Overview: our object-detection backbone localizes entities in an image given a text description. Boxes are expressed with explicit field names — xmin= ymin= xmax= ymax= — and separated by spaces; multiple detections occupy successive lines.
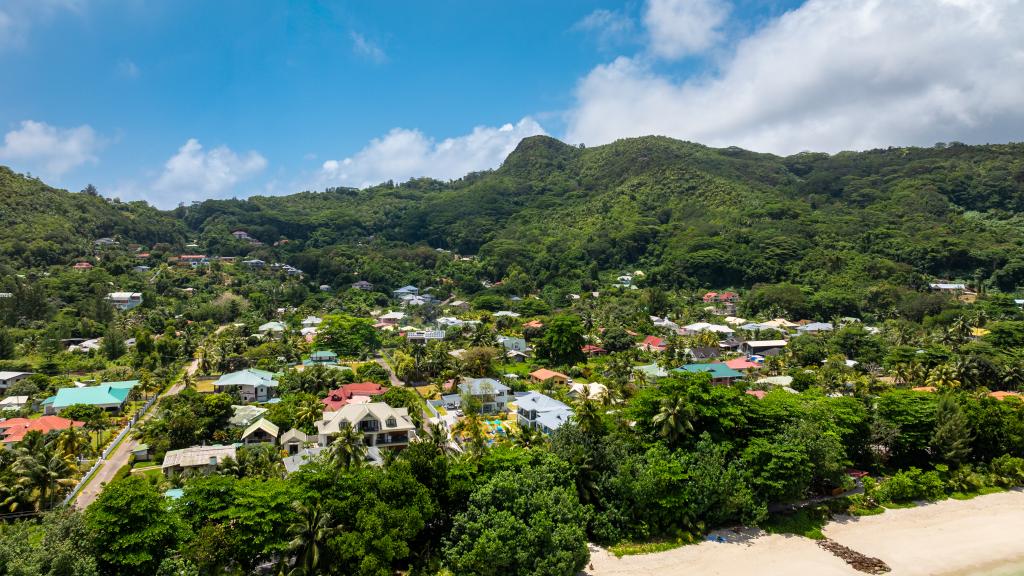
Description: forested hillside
xmin=4 ymin=136 xmax=1024 ymax=300
xmin=0 ymin=167 xmax=186 ymax=269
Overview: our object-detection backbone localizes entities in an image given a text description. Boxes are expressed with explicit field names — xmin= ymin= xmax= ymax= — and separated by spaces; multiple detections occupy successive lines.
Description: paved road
xmin=375 ymin=355 xmax=404 ymax=387
xmin=74 ymin=358 xmax=198 ymax=509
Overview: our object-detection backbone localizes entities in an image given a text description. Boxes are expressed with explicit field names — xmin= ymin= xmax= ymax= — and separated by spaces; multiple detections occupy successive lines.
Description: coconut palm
xmin=510 ymin=426 xmax=546 ymax=449
xmin=327 ymin=426 xmax=366 ymax=470
xmin=926 ymin=363 xmax=962 ymax=390
xmin=11 ymin=448 xmax=78 ymax=510
xmin=651 ymin=395 xmax=695 ymax=447
xmin=294 ymin=396 xmax=323 ymax=432
xmin=422 ymin=421 xmax=452 ymax=455
xmin=286 ymin=501 xmax=337 ymax=576
xmin=54 ymin=426 xmax=91 ymax=460
xmin=573 ymin=398 xmax=603 ymax=435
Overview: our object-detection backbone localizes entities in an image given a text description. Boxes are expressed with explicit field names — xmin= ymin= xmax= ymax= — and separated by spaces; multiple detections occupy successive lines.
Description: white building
xmin=107 ymin=292 xmax=143 ymax=311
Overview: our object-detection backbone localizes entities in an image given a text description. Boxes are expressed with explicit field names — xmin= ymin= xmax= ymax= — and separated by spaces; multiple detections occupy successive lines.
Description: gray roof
xmin=535 ymin=407 xmax=574 ymax=431
xmin=459 ymin=378 xmax=510 ymax=396
xmin=516 ymin=391 xmax=570 ymax=413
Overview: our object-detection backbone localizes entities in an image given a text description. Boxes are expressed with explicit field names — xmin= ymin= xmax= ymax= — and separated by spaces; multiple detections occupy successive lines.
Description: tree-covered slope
xmin=179 ymin=136 xmax=1024 ymax=294
xmin=0 ymin=167 xmax=187 ymax=267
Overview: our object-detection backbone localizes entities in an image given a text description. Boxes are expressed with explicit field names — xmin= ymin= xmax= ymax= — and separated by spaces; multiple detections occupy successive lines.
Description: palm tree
xmin=294 ymin=397 xmax=323 ymax=432
xmin=12 ymin=449 xmax=78 ymax=510
xmin=573 ymin=398 xmax=603 ymax=435
xmin=286 ymin=501 xmax=337 ymax=576
xmin=510 ymin=426 xmax=546 ymax=449
xmin=422 ymin=421 xmax=452 ymax=455
xmin=926 ymin=363 xmax=962 ymax=390
xmin=651 ymin=395 xmax=695 ymax=447
xmin=54 ymin=426 xmax=90 ymax=461
xmin=327 ymin=426 xmax=366 ymax=470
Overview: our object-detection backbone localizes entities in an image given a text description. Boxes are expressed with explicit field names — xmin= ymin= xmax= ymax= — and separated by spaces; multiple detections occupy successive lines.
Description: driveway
xmin=74 ymin=358 xmax=198 ymax=509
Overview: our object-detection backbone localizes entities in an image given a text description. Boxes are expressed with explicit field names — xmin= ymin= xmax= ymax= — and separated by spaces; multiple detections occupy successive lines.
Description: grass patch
xmin=609 ymin=539 xmax=691 ymax=557
xmin=131 ymin=460 xmax=156 ymax=470
xmin=762 ymin=507 xmax=829 ymax=540
xmin=849 ymin=505 xmax=886 ymax=516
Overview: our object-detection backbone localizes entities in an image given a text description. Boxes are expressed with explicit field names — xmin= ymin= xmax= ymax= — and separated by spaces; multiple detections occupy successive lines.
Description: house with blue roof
xmin=42 ymin=380 xmax=137 ymax=415
xmin=392 ymin=285 xmax=419 ymax=299
xmin=303 ymin=350 xmax=338 ymax=366
xmin=516 ymin=391 xmax=574 ymax=435
xmin=674 ymin=363 xmax=744 ymax=385
xmin=797 ymin=322 xmax=834 ymax=334
xmin=214 ymin=369 xmax=280 ymax=403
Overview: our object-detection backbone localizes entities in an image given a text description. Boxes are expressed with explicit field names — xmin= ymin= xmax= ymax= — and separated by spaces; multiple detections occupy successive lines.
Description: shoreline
xmin=586 ymin=489 xmax=1024 ymax=576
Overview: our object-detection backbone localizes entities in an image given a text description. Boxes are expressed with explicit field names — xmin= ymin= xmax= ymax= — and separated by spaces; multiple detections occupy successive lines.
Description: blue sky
xmin=2 ymin=0 xmax=1022 ymax=207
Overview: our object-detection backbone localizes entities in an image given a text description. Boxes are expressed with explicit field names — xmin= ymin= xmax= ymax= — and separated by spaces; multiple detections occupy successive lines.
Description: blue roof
xmin=516 ymin=391 xmax=569 ymax=412
xmin=674 ymin=363 xmax=744 ymax=379
xmin=215 ymin=369 xmax=279 ymax=388
xmin=536 ymin=407 xmax=574 ymax=432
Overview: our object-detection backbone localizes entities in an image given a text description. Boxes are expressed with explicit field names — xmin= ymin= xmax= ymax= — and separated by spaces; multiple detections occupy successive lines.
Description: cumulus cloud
xmin=643 ymin=0 xmax=730 ymax=59
xmin=350 ymin=31 xmax=387 ymax=63
xmin=0 ymin=120 xmax=102 ymax=178
xmin=319 ymin=117 xmax=546 ymax=188
xmin=567 ymin=0 xmax=1024 ymax=154
xmin=153 ymin=139 xmax=267 ymax=203
xmin=117 ymin=58 xmax=140 ymax=78
xmin=573 ymin=8 xmax=636 ymax=48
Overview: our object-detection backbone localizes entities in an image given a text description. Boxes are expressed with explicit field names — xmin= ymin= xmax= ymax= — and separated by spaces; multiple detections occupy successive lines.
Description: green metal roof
xmin=674 ymin=363 xmax=744 ymax=379
xmin=51 ymin=384 xmax=131 ymax=408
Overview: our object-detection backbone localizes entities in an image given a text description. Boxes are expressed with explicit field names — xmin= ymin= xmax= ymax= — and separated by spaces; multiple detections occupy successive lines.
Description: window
xmin=385 ymin=417 xmax=397 ymax=428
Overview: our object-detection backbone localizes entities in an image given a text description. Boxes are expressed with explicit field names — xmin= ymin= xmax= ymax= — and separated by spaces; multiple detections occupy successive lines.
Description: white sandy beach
xmin=587 ymin=489 xmax=1024 ymax=576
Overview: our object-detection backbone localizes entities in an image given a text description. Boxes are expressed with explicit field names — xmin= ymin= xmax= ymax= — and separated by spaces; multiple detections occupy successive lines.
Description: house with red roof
xmin=72 ymin=261 xmax=93 ymax=271
xmin=0 ymin=415 xmax=84 ymax=444
xmin=581 ymin=344 xmax=607 ymax=357
xmin=725 ymin=357 xmax=761 ymax=371
xmin=638 ymin=335 xmax=666 ymax=352
xmin=321 ymin=382 xmax=386 ymax=411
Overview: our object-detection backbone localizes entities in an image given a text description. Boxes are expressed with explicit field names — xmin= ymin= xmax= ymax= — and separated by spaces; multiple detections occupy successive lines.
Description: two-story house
xmin=107 ymin=292 xmax=143 ymax=311
xmin=213 ymin=368 xmax=280 ymax=402
xmin=458 ymin=377 xmax=513 ymax=413
xmin=516 ymin=391 xmax=574 ymax=435
xmin=314 ymin=402 xmax=417 ymax=450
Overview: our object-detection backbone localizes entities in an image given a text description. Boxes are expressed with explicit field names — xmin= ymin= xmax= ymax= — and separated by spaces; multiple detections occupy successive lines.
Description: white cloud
xmin=350 ymin=31 xmax=387 ymax=63
xmin=568 ymin=0 xmax=1024 ymax=154
xmin=152 ymin=139 xmax=267 ymax=203
xmin=319 ymin=117 xmax=546 ymax=188
xmin=644 ymin=0 xmax=730 ymax=59
xmin=117 ymin=58 xmax=140 ymax=78
xmin=0 ymin=0 xmax=84 ymax=51
xmin=0 ymin=120 xmax=102 ymax=178
xmin=573 ymin=9 xmax=636 ymax=48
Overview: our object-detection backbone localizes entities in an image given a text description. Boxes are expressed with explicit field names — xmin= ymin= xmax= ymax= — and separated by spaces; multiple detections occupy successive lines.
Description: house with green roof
xmin=42 ymin=382 xmax=135 ymax=415
xmin=214 ymin=369 xmax=279 ymax=403
xmin=674 ymin=363 xmax=744 ymax=385
xmin=303 ymin=350 xmax=338 ymax=366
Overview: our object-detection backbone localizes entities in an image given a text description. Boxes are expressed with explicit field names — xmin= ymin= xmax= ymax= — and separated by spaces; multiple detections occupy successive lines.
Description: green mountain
xmin=0 ymin=166 xmax=187 ymax=268
xmin=4 ymin=136 xmax=1024 ymax=300
xmin=178 ymin=136 xmax=1024 ymax=293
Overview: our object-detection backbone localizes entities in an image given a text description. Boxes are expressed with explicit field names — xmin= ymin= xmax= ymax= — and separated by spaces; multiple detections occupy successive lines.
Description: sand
xmin=586 ymin=489 xmax=1024 ymax=576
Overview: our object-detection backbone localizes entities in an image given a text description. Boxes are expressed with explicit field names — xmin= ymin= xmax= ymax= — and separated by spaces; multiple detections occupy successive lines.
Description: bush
xmin=876 ymin=467 xmax=946 ymax=503
xmin=990 ymin=455 xmax=1024 ymax=487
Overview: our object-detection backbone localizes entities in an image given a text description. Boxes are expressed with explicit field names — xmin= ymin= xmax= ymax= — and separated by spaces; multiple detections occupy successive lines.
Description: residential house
xmin=929 ymin=282 xmax=967 ymax=293
xmin=0 ymin=415 xmax=84 ymax=444
xmin=797 ymin=322 xmax=834 ymax=334
xmin=725 ymin=357 xmax=761 ymax=371
xmin=304 ymin=350 xmax=338 ymax=366
xmin=638 ymin=335 xmax=667 ymax=352
xmin=314 ymin=402 xmax=416 ymax=449
xmin=392 ymin=285 xmax=419 ymax=299
xmin=0 ymin=371 xmax=33 ymax=391
xmin=242 ymin=259 xmax=266 ymax=268
xmin=107 ymin=292 xmax=143 ymax=311
xmin=436 ymin=317 xmax=465 ymax=328
xmin=214 ymin=369 xmax=279 ymax=402
xmin=740 ymin=340 xmax=789 ymax=356
xmin=407 ymin=330 xmax=446 ymax=345
xmin=377 ymin=311 xmax=406 ymax=326
xmin=177 ymin=254 xmax=209 ymax=267
xmin=447 ymin=300 xmax=470 ymax=310
xmin=321 ymin=382 xmax=386 ymax=411
xmin=567 ymin=382 xmax=608 ymax=402
xmin=516 ymin=392 xmax=574 ymax=434
xmin=280 ymin=429 xmax=311 ymax=455
xmin=42 ymin=381 xmax=136 ymax=415
xmin=161 ymin=444 xmax=237 ymax=476
xmin=581 ymin=344 xmax=607 ymax=356
xmin=680 ymin=322 xmax=735 ymax=338
xmin=634 ymin=363 xmax=669 ymax=379
xmin=258 ymin=321 xmax=287 ymax=335
xmin=93 ymin=237 xmax=117 ymax=247
xmin=496 ymin=335 xmax=528 ymax=353
xmin=493 ymin=311 xmax=521 ymax=318
xmin=529 ymin=369 xmax=569 ymax=386
xmin=0 ymin=395 xmax=29 ymax=412
xmin=351 ymin=280 xmax=374 ymax=291
xmin=240 ymin=418 xmax=279 ymax=445
xmin=459 ymin=378 xmax=514 ymax=413
xmin=72 ymin=262 xmax=93 ymax=271
xmin=228 ymin=404 xmax=269 ymax=427
xmin=651 ymin=316 xmax=680 ymax=331
xmin=67 ymin=338 xmax=102 ymax=353
xmin=133 ymin=265 xmax=151 ymax=273
xmin=674 ymin=363 xmax=745 ymax=385
xmin=301 ymin=316 xmax=322 ymax=328
xmin=231 ymin=230 xmax=254 ymax=241
xmin=686 ymin=347 xmax=720 ymax=361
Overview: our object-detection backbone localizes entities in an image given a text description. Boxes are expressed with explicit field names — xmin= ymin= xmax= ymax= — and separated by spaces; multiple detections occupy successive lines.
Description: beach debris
xmin=817 ymin=538 xmax=891 ymax=574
